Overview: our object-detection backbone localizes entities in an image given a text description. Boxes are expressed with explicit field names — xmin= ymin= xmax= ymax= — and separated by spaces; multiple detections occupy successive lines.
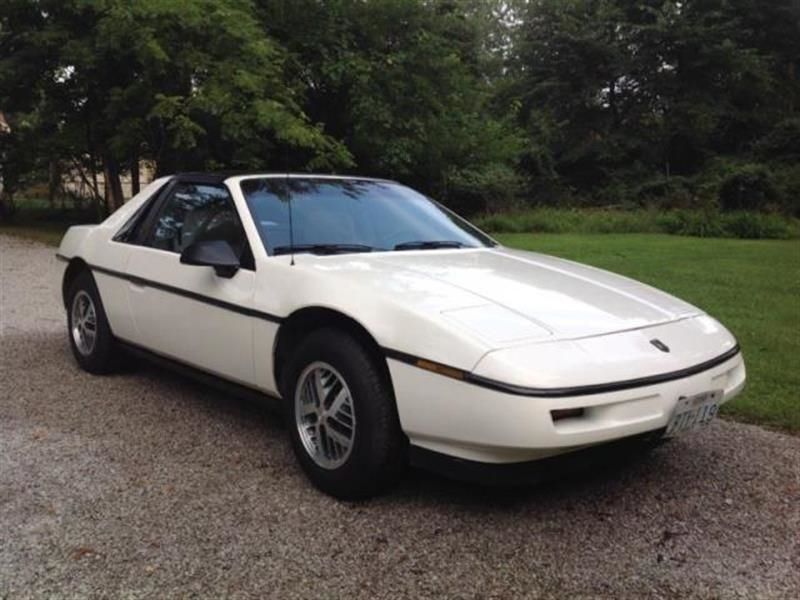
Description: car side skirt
xmin=118 ymin=339 xmax=282 ymax=409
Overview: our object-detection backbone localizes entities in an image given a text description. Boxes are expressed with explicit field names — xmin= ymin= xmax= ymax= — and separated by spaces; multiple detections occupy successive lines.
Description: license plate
xmin=665 ymin=390 xmax=723 ymax=437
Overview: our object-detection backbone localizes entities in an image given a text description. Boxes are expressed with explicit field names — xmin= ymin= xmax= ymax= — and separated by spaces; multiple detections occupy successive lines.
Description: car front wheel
xmin=282 ymin=329 xmax=407 ymax=499
xmin=66 ymin=270 xmax=120 ymax=374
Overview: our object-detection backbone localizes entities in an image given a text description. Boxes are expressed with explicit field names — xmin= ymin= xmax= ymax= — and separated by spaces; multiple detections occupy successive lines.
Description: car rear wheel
xmin=282 ymin=328 xmax=407 ymax=499
xmin=66 ymin=270 xmax=120 ymax=374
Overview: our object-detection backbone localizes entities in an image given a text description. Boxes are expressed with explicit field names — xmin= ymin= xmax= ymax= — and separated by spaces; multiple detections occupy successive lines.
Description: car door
xmin=124 ymin=180 xmax=257 ymax=386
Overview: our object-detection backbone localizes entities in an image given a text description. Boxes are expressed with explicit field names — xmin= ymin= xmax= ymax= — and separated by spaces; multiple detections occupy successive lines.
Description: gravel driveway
xmin=1 ymin=233 xmax=798 ymax=599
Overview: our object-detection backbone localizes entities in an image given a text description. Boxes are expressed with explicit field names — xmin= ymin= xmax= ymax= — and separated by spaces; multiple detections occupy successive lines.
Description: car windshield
xmin=239 ymin=178 xmax=496 ymax=255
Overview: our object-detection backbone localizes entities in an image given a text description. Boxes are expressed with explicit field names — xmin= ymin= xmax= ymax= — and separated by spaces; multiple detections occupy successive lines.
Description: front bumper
xmin=409 ymin=428 xmax=667 ymax=485
xmin=388 ymin=351 xmax=745 ymax=464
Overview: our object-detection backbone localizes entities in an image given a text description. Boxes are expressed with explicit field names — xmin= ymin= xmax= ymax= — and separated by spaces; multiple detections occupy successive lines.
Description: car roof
xmin=173 ymin=172 xmax=396 ymax=185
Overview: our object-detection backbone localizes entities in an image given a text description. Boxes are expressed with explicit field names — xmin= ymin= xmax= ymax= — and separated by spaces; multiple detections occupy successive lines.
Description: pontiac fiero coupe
xmin=56 ymin=173 xmax=745 ymax=498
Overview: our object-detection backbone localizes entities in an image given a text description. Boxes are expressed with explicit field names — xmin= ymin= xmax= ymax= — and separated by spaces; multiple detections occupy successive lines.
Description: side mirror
xmin=180 ymin=240 xmax=240 ymax=278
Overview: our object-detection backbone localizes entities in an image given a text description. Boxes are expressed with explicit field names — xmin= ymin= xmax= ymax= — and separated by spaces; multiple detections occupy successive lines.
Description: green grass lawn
xmin=1 ymin=224 xmax=797 ymax=432
xmin=498 ymin=233 xmax=800 ymax=432
xmin=0 ymin=199 xmax=94 ymax=246
xmin=0 ymin=223 xmax=68 ymax=246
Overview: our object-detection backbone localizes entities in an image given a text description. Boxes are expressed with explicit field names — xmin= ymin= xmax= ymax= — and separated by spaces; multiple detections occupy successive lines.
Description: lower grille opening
xmin=551 ymin=407 xmax=585 ymax=422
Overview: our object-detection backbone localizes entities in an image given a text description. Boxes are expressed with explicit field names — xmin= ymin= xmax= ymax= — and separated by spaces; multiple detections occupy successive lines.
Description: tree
xmin=510 ymin=0 xmax=800 ymax=206
xmin=3 ymin=0 xmax=798 ymax=216
xmin=512 ymin=0 xmax=638 ymax=194
xmin=0 ymin=112 xmax=44 ymax=219
xmin=257 ymin=0 xmax=523 ymax=213
xmin=0 ymin=0 xmax=352 ymax=213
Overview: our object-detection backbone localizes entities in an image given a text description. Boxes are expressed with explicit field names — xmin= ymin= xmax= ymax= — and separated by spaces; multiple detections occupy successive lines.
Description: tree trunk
xmin=0 ymin=189 xmax=16 ymax=222
xmin=103 ymin=154 xmax=125 ymax=213
xmin=48 ymin=160 xmax=60 ymax=208
xmin=130 ymin=155 xmax=140 ymax=196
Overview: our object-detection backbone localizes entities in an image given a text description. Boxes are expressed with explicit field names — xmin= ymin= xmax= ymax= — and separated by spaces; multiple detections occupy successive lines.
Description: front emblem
xmin=650 ymin=339 xmax=670 ymax=353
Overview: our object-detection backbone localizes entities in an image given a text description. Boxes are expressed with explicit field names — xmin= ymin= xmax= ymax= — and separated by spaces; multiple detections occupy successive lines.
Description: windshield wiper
xmin=272 ymin=243 xmax=376 ymax=256
xmin=394 ymin=240 xmax=465 ymax=251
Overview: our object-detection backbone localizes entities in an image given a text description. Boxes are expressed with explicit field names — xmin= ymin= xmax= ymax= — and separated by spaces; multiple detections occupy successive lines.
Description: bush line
xmin=475 ymin=209 xmax=800 ymax=240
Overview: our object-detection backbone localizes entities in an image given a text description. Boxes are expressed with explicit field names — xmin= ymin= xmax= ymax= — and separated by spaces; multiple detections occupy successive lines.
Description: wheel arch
xmin=62 ymin=257 xmax=91 ymax=307
xmin=273 ymin=306 xmax=392 ymax=397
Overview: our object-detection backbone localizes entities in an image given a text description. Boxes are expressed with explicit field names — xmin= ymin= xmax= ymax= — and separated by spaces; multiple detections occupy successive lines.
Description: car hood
xmin=362 ymin=247 xmax=701 ymax=344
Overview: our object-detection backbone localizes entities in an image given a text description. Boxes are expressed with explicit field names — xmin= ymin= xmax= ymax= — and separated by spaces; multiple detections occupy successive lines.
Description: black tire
xmin=281 ymin=328 xmax=407 ymax=499
xmin=65 ymin=269 xmax=120 ymax=374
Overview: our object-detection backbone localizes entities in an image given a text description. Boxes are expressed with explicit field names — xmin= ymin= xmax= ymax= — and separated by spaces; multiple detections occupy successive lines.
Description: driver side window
xmin=146 ymin=183 xmax=254 ymax=269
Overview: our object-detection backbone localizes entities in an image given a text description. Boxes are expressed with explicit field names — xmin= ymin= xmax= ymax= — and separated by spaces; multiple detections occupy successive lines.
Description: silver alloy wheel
xmin=294 ymin=361 xmax=357 ymax=469
xmin=70 ymin=290 xmax=97 ymax=357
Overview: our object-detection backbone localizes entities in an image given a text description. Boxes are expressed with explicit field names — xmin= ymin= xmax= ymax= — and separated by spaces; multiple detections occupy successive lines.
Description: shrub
xmin=592 ymin=179 xmax=633 ymax=207
xmin=720 ymin=212 xmax=796 ymax=239
xmin=756 ymin=118 xmax=800 ymax=162
xmin=773 ymin=164 xmax=800 ymax=217
xmin=658 ymin=211 xmax=795 ymax=239
xmin=476 ymin=213 xmax=526 ymax=233
xmin=474 ymin=207 xmax=799 ymax=239
xmin=718 ymin=164 xmax=778 ymax=212
xmin=444 ymin=164 xmax=523 ymax=215
xmin=656 ymin=211 xmax=726 ymax=237
xmin=635 ymin=176 xmax=694 ymax=209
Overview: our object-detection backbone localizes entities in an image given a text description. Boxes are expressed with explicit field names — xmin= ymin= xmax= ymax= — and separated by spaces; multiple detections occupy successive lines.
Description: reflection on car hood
xmin=361 ymin=247 xmax=701 ymax=342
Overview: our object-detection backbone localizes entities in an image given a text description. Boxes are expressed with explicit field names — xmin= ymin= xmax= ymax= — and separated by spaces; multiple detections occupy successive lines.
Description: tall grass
xmin=474 ymin=208 xmax=800 ymax=239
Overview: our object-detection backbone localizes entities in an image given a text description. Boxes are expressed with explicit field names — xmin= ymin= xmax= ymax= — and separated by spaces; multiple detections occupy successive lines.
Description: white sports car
xmin=56 ymin=173 xmax=745 ymax=498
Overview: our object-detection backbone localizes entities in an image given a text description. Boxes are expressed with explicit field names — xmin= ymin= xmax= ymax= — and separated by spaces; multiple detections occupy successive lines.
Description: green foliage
xmin=659 ymin=210 xmax=798 ymax=239
xmin=774 ymin=164 xmax=800 ymax=217
xmin=701 ymin=158 xmax=800 ymax=218
xmin=257 ymin=0 xmax=523 ymax=212
xmin=444 ymin=163 xmax=524 ymax=215
xmin=2 ymin=0 xmax=799 ymax=218
xmin=0 ymin=0 xmax=353 ymax=189
xmin=718 ymin=164 xmax=779 ymax=212
xmin=756 ymin=118 xmax=800 ymax=163
xmin=655 ymin=211 xmax=726 ymax=238
xmin=633 ymin=176 xmax=695 ymax=209
xmin=719 ymin=212 xmax=797 ymax=240
xmin=509 ymin=0 xmax=800 ymax=208
xmin=0 ymin=114 xmax=47 ymax=213
xmin=475 ymin=208 xmax=799 ymax=239
xmin=477 ymin=208 xmax=662 ymax=235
